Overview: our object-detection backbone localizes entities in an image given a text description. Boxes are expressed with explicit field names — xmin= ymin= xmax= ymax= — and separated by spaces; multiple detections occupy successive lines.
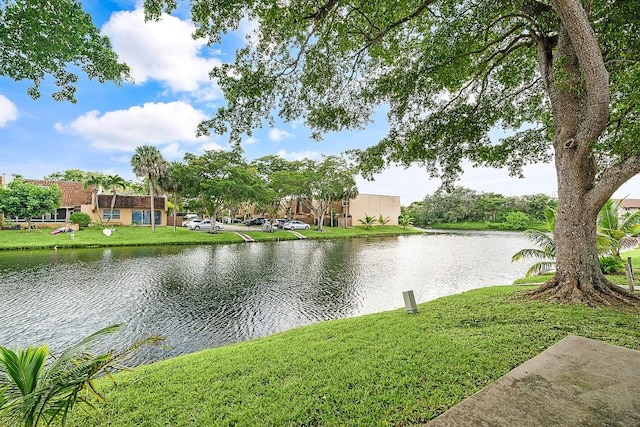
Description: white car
xmin=283 ymin=220 xmax=311 ymax=230
xmin=189 ymin=219 xmax=223 ymax=231
xmin=182 ymin=217 xmax=202 ymax=228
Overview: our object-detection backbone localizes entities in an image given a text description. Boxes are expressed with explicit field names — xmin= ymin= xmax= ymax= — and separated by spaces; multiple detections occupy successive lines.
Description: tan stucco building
xmin=1 ymin=177 xmax=166 ymax=228
xmin=286 ymin=193 xmax=401 ymax=227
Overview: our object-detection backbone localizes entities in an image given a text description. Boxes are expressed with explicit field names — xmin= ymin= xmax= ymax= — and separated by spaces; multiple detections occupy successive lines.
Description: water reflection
xmin=0 ymin=232 xmax=530 ymax=364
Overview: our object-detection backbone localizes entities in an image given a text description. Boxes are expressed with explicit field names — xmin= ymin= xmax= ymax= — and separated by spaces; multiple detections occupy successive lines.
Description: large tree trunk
xmin=531 ymin=168 xmax=636 ymax=305
xmin=531 ymin=1 xmax=639 ymax=306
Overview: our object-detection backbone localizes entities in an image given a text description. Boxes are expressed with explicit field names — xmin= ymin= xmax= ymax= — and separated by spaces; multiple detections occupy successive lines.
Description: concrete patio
xmin=426 ymin=335 xmax=640 ymax=426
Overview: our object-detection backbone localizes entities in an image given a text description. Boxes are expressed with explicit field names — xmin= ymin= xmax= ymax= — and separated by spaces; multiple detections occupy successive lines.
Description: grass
xmin=71 ymin=286 xmax=640 ymax=426
xmin=0 ymin=225 xmax=422 ymax=251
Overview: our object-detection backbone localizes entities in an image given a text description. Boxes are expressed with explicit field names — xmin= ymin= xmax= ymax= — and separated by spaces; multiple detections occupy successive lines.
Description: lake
xmin=0 ymin=231 xmax=531 ymax=363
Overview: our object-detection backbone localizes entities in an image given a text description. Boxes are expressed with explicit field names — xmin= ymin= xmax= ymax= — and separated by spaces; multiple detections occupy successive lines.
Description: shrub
xmin=69 ymin=212 xmax=91 ymax=228
xmin=500 ymin=211 xmax=532 ymax=230
xmin=599 ymin=256 xmax=625 ymax=274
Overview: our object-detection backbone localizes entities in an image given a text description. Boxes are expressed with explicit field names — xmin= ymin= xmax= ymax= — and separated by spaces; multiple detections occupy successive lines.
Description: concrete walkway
xmin=426 ymin=335 xmax=640 ymax=426
xmin=288 ymin=230 xmax=307 ymax=239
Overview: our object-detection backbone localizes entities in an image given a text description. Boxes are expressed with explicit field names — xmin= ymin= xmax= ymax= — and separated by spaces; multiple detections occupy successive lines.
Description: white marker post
xmin=403 ymin=290 xmax=418 ymax=314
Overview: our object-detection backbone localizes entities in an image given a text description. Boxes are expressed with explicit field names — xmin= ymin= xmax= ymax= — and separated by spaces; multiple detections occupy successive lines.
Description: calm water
xmin=0 ymin=231 xmax=530 ymax=364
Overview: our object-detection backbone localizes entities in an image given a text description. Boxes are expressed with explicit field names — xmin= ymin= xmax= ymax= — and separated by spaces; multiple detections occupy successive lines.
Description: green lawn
xmin=0 ymin=225 xmax=423 ymax=251
xmin=71 ymin=286 xmax=640 ymax=426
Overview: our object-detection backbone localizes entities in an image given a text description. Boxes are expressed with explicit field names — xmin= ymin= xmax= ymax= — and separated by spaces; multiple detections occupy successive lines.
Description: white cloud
xmin=0 ymin=95 xmax=18 ymax=127
xmin=201 ymin=142 xmax=225 ymax=152
xmin=57 ymin=101 xmax=208 ymax=152
xmin=244 ymin=136 xmax=259 ymax=145
xmin=269 ymin=128 xmax=294 ymax=141
xmin=276 ymin=149 xmax=321 ymax=161
xmin=102 ymin=8 xmax=222 ymax=97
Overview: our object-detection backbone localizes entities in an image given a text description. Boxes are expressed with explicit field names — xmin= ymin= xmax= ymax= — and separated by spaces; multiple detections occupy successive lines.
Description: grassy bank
xmin=0 ymin=225 xmax=423 ymax=251
xmin=72 ymin=286 xmax=640 ymax=426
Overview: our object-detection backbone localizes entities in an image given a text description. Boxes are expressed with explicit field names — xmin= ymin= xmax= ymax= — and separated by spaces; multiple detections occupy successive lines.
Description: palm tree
xmin=0 ymin=325 xmax=163 ymax=427
xmin=340 ymin=184 xmax=358 ymax=228
xmin=82 ymin=173 xmax=105 ymax=214
xmin=399 ymin=214 xmax=414 ymax=229
xmin=157 ymin=162 xmax=185 ymax=232
xmin=358 ymin=213 xmax=377 ymax=229
xmin=103 ymin=174 xmax=127 ymax=224
xmin=130 ymin=145 xmax=167 ymax=233
xmin=377 ymin=214 xmax=391 ymax=227
xmin=512 ymin=207 xmax=557 ymax=277
xmin=597 ymin=199 xmax=640 ymax=259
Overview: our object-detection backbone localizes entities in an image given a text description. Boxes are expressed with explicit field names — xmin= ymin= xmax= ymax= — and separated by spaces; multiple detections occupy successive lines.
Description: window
xmin=102 ymin=209 xmax=121 ymax=220
xmin=132 ymin=210 xmax=162 ymax=225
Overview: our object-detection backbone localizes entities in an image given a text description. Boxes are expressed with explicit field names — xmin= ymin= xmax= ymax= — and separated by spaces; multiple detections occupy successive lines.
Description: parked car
xmin=244 ymin=217 xmax=266 ymax=226
xmin=223 ymin=217 xmax=243 ymax=224
xmin=272 ymin=219 xmax=288 ymax=229
xmin=190 ymin=219 xmax=223 ymax=231
xmin=283 ymin=220 xmax=311 ymax=230
xmin=183 ymin=217 xmax=202 ymax=228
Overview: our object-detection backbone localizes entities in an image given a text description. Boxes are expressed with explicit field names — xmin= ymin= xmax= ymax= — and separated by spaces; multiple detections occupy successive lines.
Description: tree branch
xmin=590 ymin=156 xmax=640 ymax=214
xmin=551 ymin=0 xmax=609 ymax=144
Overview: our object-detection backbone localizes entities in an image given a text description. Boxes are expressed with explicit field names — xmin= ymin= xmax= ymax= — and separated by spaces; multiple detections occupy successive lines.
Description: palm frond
xmin=598 ymin=199 xmax=619 ymax=231
xmin=525 ymin=262 xmax=556 ymax=277
xmin=512 ymin=248 xmax=550 ymax=262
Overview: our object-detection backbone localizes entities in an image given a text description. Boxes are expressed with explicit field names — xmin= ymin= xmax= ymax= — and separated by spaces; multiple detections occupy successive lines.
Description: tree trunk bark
xmin=531 ymin=2 xmax=639 ymax=306
xmin=149 ymin=179 xmax=156 ymax=233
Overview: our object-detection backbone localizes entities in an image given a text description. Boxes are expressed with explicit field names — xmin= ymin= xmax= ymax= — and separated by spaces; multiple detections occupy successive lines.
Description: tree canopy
xmin=144 ymin=0 xmax=640 ymax=305
xmin=0 ymin=176 xmax=62 ymax=231
xmin=0 ymin=0 xmax=130 ymax=101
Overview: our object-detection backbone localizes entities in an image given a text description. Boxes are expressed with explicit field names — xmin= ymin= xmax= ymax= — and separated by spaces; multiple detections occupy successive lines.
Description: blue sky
xmin=1 ymin=1 xmax=638 ymax=205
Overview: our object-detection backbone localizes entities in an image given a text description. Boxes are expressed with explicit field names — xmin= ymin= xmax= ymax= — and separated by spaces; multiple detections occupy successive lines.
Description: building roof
xmin=25 ymin=180 xmax=93 ymax=207
xmin=617 ymin=199 xmax=640 ymax=209
xmin=97 ymin=194 xmax=166 ymax=210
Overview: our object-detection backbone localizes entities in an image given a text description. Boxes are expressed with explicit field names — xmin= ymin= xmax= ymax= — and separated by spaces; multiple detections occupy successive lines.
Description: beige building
xmin=286 ymin=193 xmax=401 ymax=227
xmin=342 ymin=193 xmax=401 ymax=226
xmin=1 ymin=177 xmax=166 ymax=228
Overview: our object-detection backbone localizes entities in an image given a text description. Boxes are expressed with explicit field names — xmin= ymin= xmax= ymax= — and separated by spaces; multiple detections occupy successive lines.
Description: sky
xmin=1 ymin=1 xmax=639 ymax=206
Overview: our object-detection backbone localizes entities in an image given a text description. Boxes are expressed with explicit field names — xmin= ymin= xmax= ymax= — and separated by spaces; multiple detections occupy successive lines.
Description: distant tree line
xmin=31 ymin=147 xmax=359 ymax=233
xmin=404 ymin=187 xmax=557 ymax=229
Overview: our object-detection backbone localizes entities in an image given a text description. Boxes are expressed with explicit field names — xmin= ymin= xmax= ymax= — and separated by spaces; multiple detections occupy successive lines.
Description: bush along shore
xmin=0 ymin=224 xmax=424 ymax=251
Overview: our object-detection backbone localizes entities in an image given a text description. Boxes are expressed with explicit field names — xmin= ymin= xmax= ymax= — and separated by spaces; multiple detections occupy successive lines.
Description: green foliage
xmin=358 ymin=213 xmax=377 ymax=229
xmin=599 ymin=256 xmax=625 ymax=275
xmin=398 ymin=214 xmax=414 ymax=229
xmin=69 ymin=286 xmax=640 ymax=426
xmin=0 ymin=325 xmax=163 ymax=427
xmin=0 ymin=177 xmax=62 ymax=231
xmin=512 ymin=207 xmax=557 ymax=277
xmin=500 ymin=211 xmax=532 ymax=230
xmin=44 ymin=170 xmax=98 ymax=182
xmin=413 ymin=187 xmax=556 ymax=227
xmin=0 ymin=0 xmax=130 ymax=101
xmin=69 ymin=212 xmax=91 ymax=228
xmin=288 ymin=156 xmax=358 ymax=232
xmin=377 ymin=214 xmax=390 ymax=227
xmin=182 ymin=149 xmax=264 ymax=232
xmin=597 ymin=199 xmax=640 ymax=259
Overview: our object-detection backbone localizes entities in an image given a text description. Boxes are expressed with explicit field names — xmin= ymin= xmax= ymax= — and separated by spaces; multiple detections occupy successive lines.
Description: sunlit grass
xmin=0 ymin=225 xmax=424 ymax=250
xmin=71 ymin=286 xmax=640 ymax=426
